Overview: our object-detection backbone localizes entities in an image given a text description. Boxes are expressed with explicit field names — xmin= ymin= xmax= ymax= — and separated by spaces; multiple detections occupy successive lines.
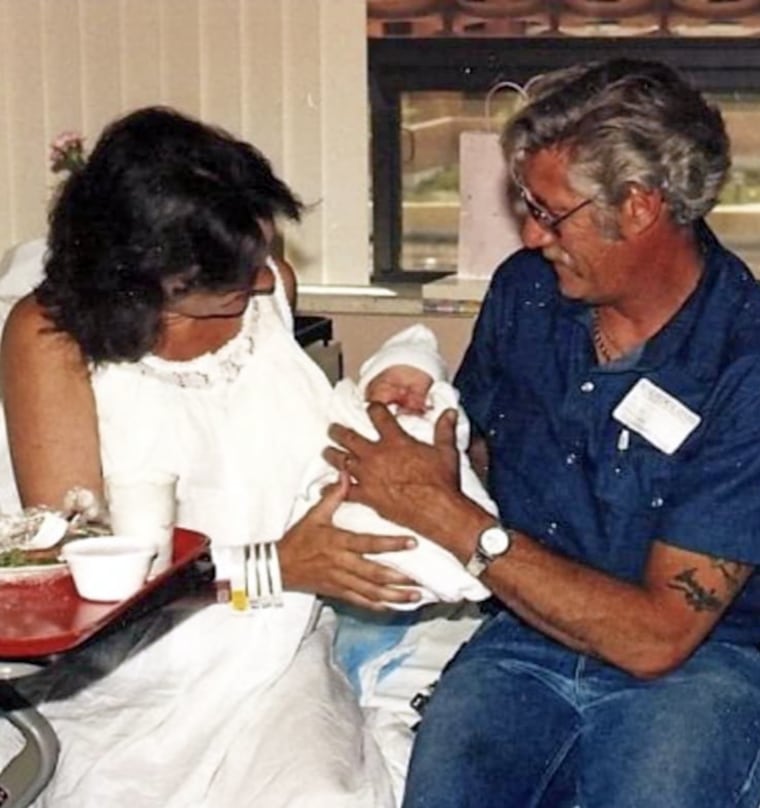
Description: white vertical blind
xmin=5 ymin=0 xmax=47 ymax=241
xmin=318 ymin=0 xmax=370 ymax=285
xmin=121 ymin=0 xmax=163 ymax=110
xmin=0 ymin=0 xmax=369 ymax=285
xmin=0 ymin=3 xmax=11 ymax=239
xmin=80 ymin=0 xmax=123 ymax=134
xmin=160 ymin=0 xmax=202 ymax=113
xmin=200 ymin=0 xmax=243 ymax=134
xmin=282 ymin=0 xmax=324 ymax=277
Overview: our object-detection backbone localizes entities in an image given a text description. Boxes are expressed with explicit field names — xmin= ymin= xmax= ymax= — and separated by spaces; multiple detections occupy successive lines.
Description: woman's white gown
xmin=0 ymin=266 xmax=396 ymax=807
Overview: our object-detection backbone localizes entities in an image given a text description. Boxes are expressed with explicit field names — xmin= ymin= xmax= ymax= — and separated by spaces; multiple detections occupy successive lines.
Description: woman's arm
xmin=1 ymin=295 xmax=103 ymax=509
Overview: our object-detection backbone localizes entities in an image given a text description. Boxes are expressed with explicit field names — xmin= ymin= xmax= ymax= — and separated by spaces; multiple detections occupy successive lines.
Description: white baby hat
xmin=357 ymin=324 xmax=447 ymax=395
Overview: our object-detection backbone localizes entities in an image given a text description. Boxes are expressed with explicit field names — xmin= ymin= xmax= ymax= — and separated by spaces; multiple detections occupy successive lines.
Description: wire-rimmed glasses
xmin=518 ymin=185 xmax=593 ymax=237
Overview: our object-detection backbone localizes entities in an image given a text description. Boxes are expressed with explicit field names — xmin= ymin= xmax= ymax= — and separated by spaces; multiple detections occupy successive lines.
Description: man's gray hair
xmin=502 ymin=59 xmax=730 ymax=230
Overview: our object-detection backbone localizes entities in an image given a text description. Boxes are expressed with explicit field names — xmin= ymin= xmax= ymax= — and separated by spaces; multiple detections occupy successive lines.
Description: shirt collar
xmin=559 ymin=221 xmax=738 ymax=373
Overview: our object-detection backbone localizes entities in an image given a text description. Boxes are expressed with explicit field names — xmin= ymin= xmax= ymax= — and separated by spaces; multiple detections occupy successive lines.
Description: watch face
xmin=480 ymin=526 xmax=510 ymax=557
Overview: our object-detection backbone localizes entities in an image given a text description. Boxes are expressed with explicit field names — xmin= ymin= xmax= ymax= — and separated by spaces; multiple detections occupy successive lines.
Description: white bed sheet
xmin=344 ymin=603 xmax=485 ymax=805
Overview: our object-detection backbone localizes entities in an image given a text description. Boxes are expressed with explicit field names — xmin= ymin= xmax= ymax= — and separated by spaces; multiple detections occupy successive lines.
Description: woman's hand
xmin=323 ymin=403 xmax=466 ymax=543
xmin=278 ymin=473 xmax=422 ymax=611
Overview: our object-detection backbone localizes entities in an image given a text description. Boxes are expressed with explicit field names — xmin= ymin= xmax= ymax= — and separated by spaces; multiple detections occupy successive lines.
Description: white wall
xmin=0 ymin=0 xmax=369 ymax=284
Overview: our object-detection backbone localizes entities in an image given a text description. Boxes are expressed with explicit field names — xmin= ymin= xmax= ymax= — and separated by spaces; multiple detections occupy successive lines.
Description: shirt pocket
xmin=595 ymin=430 xmax=677 ymax=540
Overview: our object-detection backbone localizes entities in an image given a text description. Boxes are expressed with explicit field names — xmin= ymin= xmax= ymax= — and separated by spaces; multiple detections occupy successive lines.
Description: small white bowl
xmin=61 ymin=536 xmax=156 ymax=602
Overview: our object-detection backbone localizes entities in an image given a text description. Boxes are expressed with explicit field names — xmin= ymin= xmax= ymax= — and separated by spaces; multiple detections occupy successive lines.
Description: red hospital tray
xmin=0 ymin=528 xmax=209 ymax=659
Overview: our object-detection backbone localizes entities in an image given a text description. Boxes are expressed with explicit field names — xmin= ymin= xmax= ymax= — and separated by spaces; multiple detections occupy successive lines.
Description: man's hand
xmin=323 ymin=403 xmax=468 ymax=544
xmin=278 ymin=472 xmax=422 ymax=611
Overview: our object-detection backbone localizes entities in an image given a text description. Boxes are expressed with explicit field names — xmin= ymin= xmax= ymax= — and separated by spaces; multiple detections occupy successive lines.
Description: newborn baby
xmin=292 ymin=324 xmax=497 ymax=608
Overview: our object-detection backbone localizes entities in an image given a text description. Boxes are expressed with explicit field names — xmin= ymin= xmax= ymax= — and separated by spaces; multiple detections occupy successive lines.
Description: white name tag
xmin=612 ymin=378 xmax=701 ymax=455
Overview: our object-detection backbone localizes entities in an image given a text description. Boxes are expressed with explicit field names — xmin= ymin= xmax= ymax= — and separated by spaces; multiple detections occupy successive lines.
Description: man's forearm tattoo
xmin=667 ymin=568 xmax=722 ymax=613
xmin=710 ymin=557 xmax=745 ymax=594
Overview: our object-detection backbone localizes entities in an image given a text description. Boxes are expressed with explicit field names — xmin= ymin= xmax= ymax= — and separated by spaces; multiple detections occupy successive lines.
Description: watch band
xmin=464 ymin=549 xmax=491 ymax=578
xmin=464 ymin=524 xmax=513 ymax=578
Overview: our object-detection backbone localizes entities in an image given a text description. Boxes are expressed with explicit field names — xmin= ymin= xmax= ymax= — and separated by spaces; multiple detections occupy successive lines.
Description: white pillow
xmin=0 ymin=237 xmax=46 ymax=297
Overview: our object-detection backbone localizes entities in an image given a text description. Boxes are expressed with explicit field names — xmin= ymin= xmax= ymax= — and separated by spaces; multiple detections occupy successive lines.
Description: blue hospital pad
xmin=332 ymin=605 xmax=418 ymax=694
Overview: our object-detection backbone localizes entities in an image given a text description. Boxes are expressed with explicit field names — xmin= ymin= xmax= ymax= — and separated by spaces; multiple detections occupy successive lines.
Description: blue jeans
xmin=402 ymin=611 xmax=760 ymax=808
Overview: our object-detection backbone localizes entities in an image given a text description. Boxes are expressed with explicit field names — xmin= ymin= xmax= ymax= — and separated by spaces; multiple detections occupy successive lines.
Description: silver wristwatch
xmin=465 ymin=524 xmax=513 ymax=578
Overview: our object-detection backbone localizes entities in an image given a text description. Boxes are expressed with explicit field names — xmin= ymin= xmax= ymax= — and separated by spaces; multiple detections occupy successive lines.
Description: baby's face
xmin=364 ymin=365 xmax=433 ymax=415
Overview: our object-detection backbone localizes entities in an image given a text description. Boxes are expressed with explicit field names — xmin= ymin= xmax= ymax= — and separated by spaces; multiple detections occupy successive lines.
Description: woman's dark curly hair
xmin=37 ymin=106 xmax=303 ymax=363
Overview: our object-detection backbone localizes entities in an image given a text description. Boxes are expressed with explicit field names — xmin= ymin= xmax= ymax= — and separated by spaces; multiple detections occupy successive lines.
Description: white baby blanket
xmin=292 ymin=379 xmax=497 ymax=608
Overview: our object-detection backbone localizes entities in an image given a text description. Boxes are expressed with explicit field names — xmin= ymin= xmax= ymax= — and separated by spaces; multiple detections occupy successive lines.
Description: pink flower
xmin=49 ymin=131 xmax=86 ymax=174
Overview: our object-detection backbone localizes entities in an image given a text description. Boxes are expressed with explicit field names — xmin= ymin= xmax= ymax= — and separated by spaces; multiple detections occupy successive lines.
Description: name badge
xmin=612 ymin=378 xmax=701 ymax=455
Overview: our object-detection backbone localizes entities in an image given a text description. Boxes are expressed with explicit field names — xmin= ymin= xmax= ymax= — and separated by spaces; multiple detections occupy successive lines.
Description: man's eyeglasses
xmin=518 ymin=185 xmax=593 ymax=236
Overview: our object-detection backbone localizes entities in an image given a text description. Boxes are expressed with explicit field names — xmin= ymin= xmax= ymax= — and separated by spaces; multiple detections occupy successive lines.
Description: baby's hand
xmin=364 ymin=366 xmax=433 ymax=415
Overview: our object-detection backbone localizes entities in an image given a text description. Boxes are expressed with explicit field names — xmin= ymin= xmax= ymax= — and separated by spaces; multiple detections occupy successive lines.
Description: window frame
xmin=369 ymin=36 xmax=760 ymax=282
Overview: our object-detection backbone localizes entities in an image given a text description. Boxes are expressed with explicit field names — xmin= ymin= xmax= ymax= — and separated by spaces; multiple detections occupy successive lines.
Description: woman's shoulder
xmin=2 ymin=293 xmax=85 ymax=373
xmin=3 ymin=294 xmax=47 ymax=349
xmin=5 ymin=294 xmax=50 ymax=344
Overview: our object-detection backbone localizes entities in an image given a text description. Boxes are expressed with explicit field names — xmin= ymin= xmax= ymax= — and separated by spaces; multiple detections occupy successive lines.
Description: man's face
xmin=517 ymin=147 xmax=628 ymax=305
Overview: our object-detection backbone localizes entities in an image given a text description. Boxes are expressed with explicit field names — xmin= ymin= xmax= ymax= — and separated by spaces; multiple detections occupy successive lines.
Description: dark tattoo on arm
xmin=667 ymin=568 xmax=723 ymax=613
xmin=709 ymin=558 xmax=747 ymax=594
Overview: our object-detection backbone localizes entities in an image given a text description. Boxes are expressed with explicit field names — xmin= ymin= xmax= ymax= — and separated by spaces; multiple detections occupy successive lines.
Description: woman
xmin=0 ymin=107 xmax=416 ymax=806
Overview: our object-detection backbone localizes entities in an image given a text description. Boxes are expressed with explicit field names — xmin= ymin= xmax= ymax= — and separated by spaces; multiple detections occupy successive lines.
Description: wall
xmin=0 ymin=0 xmax=370 ymax=285
xmin=329 ymin=312 xmax=476 ymax=380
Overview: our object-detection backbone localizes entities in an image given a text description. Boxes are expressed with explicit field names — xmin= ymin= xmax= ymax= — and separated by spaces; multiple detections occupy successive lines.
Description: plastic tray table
xmin=0 ymin=528 xmax=209 ymax=807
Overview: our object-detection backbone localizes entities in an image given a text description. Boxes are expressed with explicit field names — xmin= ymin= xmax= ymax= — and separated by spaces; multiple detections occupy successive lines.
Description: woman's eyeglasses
xmin=518 ymin=186 xmax=593 ymax=236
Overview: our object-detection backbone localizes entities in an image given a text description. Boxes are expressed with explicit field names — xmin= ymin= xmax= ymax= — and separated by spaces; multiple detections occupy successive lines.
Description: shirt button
xmin=580 ymin=381 xmax=595 ymax=393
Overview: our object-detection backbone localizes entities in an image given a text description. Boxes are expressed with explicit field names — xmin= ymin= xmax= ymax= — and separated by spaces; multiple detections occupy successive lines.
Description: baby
xmin=292 ymin=324 xmax=498 ymax=609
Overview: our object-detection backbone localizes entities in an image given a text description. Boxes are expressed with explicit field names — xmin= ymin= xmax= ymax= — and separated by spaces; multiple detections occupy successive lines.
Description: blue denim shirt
xmin=455 ymin=225 xmax=760 ymax=645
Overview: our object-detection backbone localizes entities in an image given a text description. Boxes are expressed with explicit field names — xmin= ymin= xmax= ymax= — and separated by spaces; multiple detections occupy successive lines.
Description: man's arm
xmin=477 ymin=528 xmax=751 ymax=678
xmin=325 ymin=403 xmax=752 ymax=679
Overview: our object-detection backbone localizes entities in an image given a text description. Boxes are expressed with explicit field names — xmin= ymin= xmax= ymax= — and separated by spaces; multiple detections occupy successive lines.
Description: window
xmin=369 ymin=26 xmax=760 ymax=279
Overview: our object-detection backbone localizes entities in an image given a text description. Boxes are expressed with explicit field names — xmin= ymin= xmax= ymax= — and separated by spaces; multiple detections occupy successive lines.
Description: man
xmin=326 ymin=59 xmax=760 ymax=807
